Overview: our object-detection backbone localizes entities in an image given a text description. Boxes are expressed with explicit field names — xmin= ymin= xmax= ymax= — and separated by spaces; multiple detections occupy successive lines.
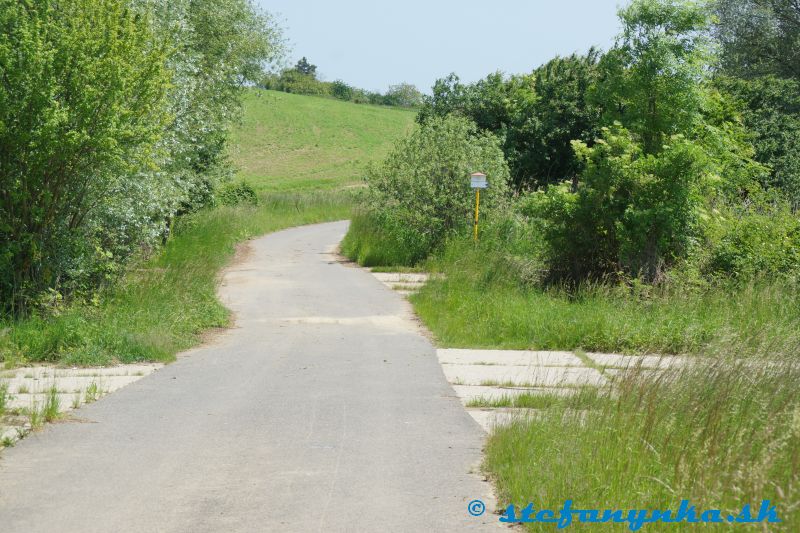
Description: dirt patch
xmin=230 ymin=240 xmax=255 ymax=269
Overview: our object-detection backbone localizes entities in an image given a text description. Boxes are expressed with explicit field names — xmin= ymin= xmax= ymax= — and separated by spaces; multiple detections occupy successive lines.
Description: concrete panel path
xmin=0 ymin=221 xmax=500 ymax=533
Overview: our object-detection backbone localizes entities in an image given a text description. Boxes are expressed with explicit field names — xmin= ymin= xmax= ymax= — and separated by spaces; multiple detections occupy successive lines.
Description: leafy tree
xmin=417 ymin=54 xmax=601 ymax=191
xmin=713 ymin=0 xmax=800 ymax=80
xmin=383 ymin=83 xmax=423 ymax=108
xmin=529 ymin=0 xmax=765 ymax=282
xmin=592 ymin=0 xmax=712 ymax=154
xmin=294 ymin=56 xmax=317 ymax=78
xmin=0 ymin=0 xmax=170 ymax=314
xmin=330 ymin=80 xmax=354 ymax=101
xmin=715 ymin=76 xmax=800 ymax=207
xmin=0 ymin=0 xmax=285 ymax=315
xmin=363 ymin=115 xmax=510 ymax=260
xmin=514 ymin=51 xmax=602 ymax=188
xmin=274 ymin=69 xmax=330 ymax=95
xmin=137 ymin=0 xmax=285 ymax=212
xmin=711 ymin=1 xmax=800 ymax=206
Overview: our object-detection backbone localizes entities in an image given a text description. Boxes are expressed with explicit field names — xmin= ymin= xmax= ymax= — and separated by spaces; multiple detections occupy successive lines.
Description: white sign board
xmin=470 ymin=173 xmax=488 ymax=189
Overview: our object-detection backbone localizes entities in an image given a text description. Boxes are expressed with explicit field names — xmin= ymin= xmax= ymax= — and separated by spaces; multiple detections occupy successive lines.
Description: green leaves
xmin=363 ymin=115 xmax=511 ymax=260
xmin=0 ymin=0 xmax=284 ymax=315
xmin=594 ymin=0 xmax=712 ymax=154
xmin=417 ymin=53 xmax=602 ymax=191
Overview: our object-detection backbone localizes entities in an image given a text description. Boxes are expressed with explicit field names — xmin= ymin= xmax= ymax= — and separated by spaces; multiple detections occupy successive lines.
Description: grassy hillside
xmin=230 ymin=90 xmax=417 ymax=192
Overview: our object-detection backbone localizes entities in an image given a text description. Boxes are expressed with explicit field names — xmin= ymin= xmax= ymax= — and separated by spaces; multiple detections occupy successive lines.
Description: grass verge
xmin=485 ymin=352 xmax=800 ymax=530
xmin=1 ymin=192 xmax=352 ymax=366
xmin=410 ymin=238 xmax=800 ymax=357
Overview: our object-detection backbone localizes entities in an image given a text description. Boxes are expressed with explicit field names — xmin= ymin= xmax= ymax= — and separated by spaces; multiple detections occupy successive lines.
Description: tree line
xmin=0 ymin=0 xmax=284 ymax=316
xmin=260 ymin=57 xmax=424 ymax=108
xmin=353 ymin=0 xmax=800 ymax=285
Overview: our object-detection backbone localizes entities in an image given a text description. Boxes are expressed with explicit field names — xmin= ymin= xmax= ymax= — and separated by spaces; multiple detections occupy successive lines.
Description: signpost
xmin=470 ymin=173 xmax=487 ymax=241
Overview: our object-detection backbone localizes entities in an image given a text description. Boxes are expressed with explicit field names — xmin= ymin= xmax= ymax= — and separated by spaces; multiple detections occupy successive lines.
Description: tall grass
xmin=340 ymin=213 xmax=427 ymax=267
xmin=485 ymin=344 xmax=800 ymax=530
xmin=0 ymin=192 xmax=352 ymax=366
xmin=410 ymin=235 xmax=800 ymax=357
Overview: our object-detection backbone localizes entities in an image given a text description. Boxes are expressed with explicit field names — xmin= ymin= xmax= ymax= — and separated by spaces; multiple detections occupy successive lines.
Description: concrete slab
xmin=587 ymin=353 xmax=687 ymax=369
xmin=466 ymin=408 xmax=543 ymax=432
xmin=0 ymin=362 xmax=163 ymax=448
xmin=451 ymin=385 xmax=575 ymax=404
xmin=441 ymin=364 xmax=606 ymax=387
xmin=438 ymin=348 xmax=583 ymax=366
xmin=2 ymin=375 xmax=140 ymax=395
xmin=6 ymin=393 xmax=81 ymax=411
xmin=371 ymin=272 xmax=430 ymax=284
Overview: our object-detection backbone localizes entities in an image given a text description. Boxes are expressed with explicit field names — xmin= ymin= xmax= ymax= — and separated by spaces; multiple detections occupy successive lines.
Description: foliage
xmin=261 ymin=69 xmax=331 ymax=96
xmin=702 ymin=204 xmax=800 ymax=279
xmin=526 ymin=0 xmax=768 ymax=282
xmin=715 ymin=75 xmax=800 ymax=206
xmin=330 ymin=80 xmax=355 ymax=101
xmin=383 ymin=83 xmax=423 ymax=108
xmin=526 ymin=126 xmax=715 ymax=281
xmin=0 ymin=0 xmax=171 ymax=315
xmin=217 ymin=181 xmax=259 ymax=207
xmin=713 ymin=0 xmax=800 ymax=80
xmin=592 ymin=0 xmax=712 ymax=154
xmin=417 ymin=51 xmax=602 ymax=190
xmin=358 ymin=115 xmax=510 ymax=261
xmin=517 ymin=51 xmax=602 ymax=188
xmin=0 ymin=0 xmax=283 ymax=316
xmin=260 ymin=68 xmax=422 ymax=108
xmin=294 ymin=56 xmax=317 ymax=78
xmin=142 ymin=0 xmax=285 ymax=214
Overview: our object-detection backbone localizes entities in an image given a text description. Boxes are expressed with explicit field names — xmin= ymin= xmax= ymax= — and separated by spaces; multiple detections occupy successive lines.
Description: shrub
xmin=217 ymin=181 xmax=259 ymax=207
xmin=356 ymin=115 xmax=511 ymax=264
xmin=383 ymin=83 xmax=423 ymax=108
xmin=0 ymin=0 xmax=171 ymax=315
xmin=703 ymin=207 xmax=800 ymax=280
xmin=330 ymin=80 xmax=355 ymax=101
xmin=525 ymin=125 xmax=715 ymax=282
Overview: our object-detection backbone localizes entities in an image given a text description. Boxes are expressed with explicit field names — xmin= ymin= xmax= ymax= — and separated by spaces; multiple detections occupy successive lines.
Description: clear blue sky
xmin=257 ymin=0 xmax=624 ymax=93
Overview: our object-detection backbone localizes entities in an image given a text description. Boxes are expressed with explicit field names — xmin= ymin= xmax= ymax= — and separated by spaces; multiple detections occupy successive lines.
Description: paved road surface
xmin=0 ymin=221 xmax=500 ymax=532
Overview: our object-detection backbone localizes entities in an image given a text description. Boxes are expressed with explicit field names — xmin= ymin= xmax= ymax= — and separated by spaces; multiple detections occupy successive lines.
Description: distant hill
xmin=230 ymin=90 xmax=417 ymax=192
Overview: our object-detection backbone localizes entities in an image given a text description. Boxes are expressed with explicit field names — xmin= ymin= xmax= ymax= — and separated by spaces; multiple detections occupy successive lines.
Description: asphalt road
xmin=0 ymin=221 xmax=501 ymax=532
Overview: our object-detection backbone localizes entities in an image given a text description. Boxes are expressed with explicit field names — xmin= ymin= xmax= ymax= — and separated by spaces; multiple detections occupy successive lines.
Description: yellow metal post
xmin=473 ymin=189 xmax=480 ymax=242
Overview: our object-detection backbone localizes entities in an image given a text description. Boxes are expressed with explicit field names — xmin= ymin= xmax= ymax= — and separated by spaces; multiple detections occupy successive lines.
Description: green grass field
xmin=230 ymin=90 xmax=416 ymax=192
xmin=2 ymin=92 xmax=414 ymax=367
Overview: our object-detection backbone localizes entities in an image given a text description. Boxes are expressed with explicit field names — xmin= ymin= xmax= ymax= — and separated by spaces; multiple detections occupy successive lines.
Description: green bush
xmin=0 ymin=0 xmax=284 ymax=317
xmin=217 ymin=181 xmax=259 ymax=207
xmin=703 ymin=208 xmax=800 ymax=280
xmin=0 ymin=0 xmax=170 ymax=315
xmin=330 ymin=80 xmax=354 ymax=101
xmin=523 ymin=126 xmax=715 ymax=282
xmin=352 ymin=114 xmax=511 ymax=266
